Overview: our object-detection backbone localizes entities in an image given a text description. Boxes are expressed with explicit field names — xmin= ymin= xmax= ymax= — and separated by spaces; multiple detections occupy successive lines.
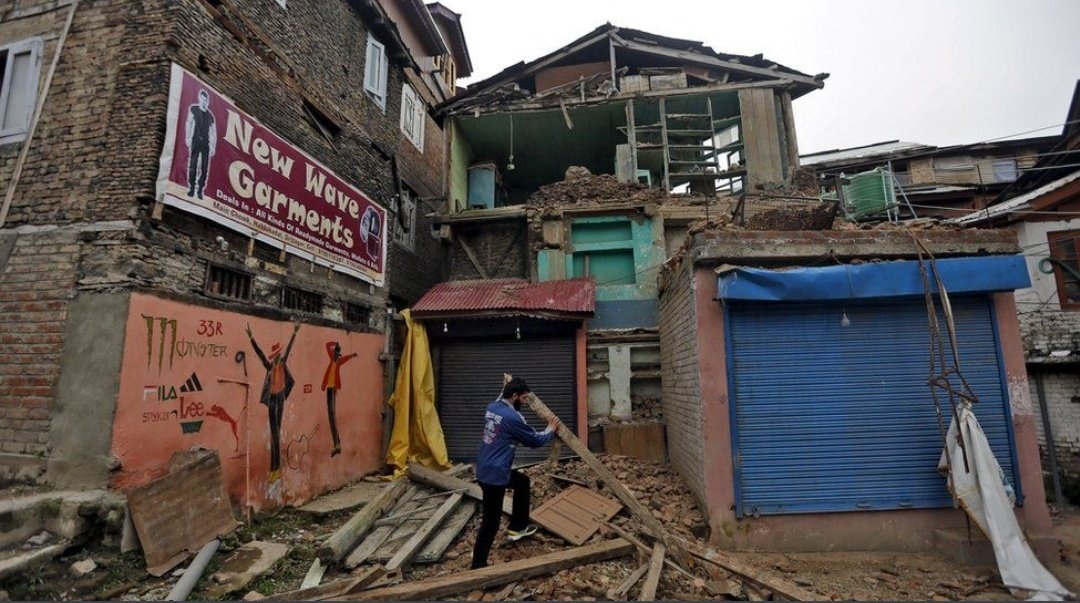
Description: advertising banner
xmin=156 ymin=64 xmax=386 ymax=285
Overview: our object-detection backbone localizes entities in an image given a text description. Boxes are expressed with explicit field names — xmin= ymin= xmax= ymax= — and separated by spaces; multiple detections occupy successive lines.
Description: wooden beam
xmin=384 ymin=492 xmax=465 ymax=572
xmin=319 ymin=479 xmax=409 ymax=563
xmin=406 ymin=464 xmax=513 ymax=515
xmin=639 ymin=543 xmax=666 ymax=601
xmin=670 ymin=534 xmax=818 ymax=601
xmin=339 ymin=538 xmax=635 ymax=601
xmin=610 ymin=35 xmax=822 ymax=88
xmin=263 ymin=565 xmax=385 ymax=601
xmin=526 ymin=393 xmax=672 ymax=547
xmin=300 ymin=558 xmax=326 ymax=589
xmin=456 ymin=236 xmax=491 ymax=279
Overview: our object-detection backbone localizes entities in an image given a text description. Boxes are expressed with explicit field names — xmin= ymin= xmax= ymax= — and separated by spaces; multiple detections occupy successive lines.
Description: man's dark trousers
xmin=471 ymin=469 xmax=530 ymax=569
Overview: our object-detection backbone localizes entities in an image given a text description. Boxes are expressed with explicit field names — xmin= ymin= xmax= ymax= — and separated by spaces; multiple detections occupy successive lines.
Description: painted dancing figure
xmin=321 ymin=341 xmax=358 ymax=457
xmin=246 ymin=322 xmax=299 ymax=484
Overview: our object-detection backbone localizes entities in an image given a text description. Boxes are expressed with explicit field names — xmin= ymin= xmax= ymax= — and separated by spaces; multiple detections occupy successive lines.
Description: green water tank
xmin=841 ymin=167 xmax=896 ymax=220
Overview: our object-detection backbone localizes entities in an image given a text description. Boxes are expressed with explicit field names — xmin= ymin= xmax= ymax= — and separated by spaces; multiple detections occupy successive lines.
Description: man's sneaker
xmin=506 ymin=525 xmax=538 ymax=542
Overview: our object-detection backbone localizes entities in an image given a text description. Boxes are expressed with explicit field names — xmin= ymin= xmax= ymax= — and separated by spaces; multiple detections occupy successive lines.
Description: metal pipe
xmin=1034 ymin=371 xmax=1065 ymax=507
xmin=166 ymin=538 xmax=220 ymax=601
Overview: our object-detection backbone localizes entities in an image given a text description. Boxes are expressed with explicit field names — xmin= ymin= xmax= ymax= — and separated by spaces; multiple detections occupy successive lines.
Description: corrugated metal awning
xmin=412 ymin=278 xmax=595 ymax=320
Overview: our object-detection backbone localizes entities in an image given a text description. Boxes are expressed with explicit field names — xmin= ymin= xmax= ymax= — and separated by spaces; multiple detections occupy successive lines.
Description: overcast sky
xmin=448 ymin=0 xmax=1080 ymax=155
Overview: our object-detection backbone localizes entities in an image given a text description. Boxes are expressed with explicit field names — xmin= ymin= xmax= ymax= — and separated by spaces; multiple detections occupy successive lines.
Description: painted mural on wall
xmin=155 ymin=63 xmax=388 ymax=286
xmin=111 ymin=293 xmax=384 ymax=510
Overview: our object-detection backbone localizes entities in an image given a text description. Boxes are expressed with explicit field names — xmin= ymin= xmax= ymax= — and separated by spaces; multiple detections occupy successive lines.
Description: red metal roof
xmin=411 ymin=278 xmax=595 ymax=317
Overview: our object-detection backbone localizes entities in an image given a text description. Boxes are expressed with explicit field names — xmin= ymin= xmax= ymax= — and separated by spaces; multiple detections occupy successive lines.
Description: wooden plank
xmin=385 ymin=492 xmax=465 ymax=571
xmin=344 ymin=524 xmax=393 ymax=569
xmin=639 ymin=543 xmax=666 ymax=601
xmin=605 ymin=522 xmax=699 ymax=583
xmin=670 ymin=534 xmax=817 ymax=601
xmin=300 ymin=558 xmax=326 ymax=589
xmin=263 ymin=565 xmax=385 ymax=601
xmin=525 ymin=393 xmax=673 ymax=548
xmin=319 ymin=478 xmax=409 ymax=563
xmin=610 ymin=563 xmax=650 ymax=600
xmin=532 ymin=485 xmax=622 ymax=545
xmin=414 ymin=499 xmax=477 ymax=564
xmin=127 ymin=449 xmax=238 ymax=576
xmin=340 ymin=538 xmax=635 ymax=601
xmin=603 ymin=423 xmax=666 ymax=462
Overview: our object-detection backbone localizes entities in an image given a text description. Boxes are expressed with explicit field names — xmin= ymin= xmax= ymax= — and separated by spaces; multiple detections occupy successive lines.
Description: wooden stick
xmin=263 ymin=565 xmax=385 ymax=600
xmin=491 ymin=582 xmax=517 ymax=601
xmin=669 ymin=534 xmax=817 ymax=601
xmin=605 ymin=522 xmax=697 ymax=581
xmin=639 ymin=543 xmax=666 ymax=601
xmin=384 ymin=492 xmax=465 ymax=572
xmin=526 ymin=392 xmax=672 ymax=547
xmin=339 ymin=539 xmax=635 ymax=601
xmin=609 ymin=563 xmax=650 ymax=600
xmin=319 ymin=479 xmax=408 ymax=563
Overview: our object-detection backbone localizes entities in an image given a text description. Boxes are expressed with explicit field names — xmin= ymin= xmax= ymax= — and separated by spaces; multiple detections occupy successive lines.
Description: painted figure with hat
xmin=246 ymin=322 xmax=300 ymax=486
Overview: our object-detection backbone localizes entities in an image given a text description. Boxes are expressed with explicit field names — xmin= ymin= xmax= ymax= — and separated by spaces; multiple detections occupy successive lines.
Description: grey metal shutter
xmin=438 ymin=336 xmax=576 ymax=464
xmin=728 ymin=295 xmax=1020 ymax=516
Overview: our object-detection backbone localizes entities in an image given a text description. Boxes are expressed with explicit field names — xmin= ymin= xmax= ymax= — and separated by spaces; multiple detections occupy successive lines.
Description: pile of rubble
xmin=527 ymin=168 xmax=669 ymax=208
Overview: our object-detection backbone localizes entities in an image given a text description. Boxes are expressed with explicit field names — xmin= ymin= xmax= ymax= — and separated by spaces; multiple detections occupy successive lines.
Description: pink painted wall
xmin=693 ymin=268 xmax=1053 ymax=550
xmin=111 ymin=293 xmax=385 ymax=511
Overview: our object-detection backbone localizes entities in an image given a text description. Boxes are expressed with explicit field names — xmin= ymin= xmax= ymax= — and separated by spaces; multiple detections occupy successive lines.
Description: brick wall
xmin=658 ymin=260 xmax=707 ymax=503
xmin=1030 ymin=371 xmax=1080 ymax=456
xmin=0 ymin=230 xmax=78 ymax=459
xmin=0 ymin=0 xmax=454 ymax=478
xmin=1020 ymin=311 xmax=1080 ymax=360
xmin=448 ymin=220 xmax=529 ymax=281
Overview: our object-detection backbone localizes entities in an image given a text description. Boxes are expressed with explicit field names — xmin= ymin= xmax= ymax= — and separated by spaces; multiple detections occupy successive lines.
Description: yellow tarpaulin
xmin=384 ymin=309 xmax=451 ymax=478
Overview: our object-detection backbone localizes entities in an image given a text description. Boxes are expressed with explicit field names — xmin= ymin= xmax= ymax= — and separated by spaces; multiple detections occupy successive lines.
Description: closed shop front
xmin=411 ymin=278 xmax=595 ymax=465
xmin=728 ymin=295 xmax=1019 ymax=516
xmin=437 ymin=334 xmax=577 ymax=464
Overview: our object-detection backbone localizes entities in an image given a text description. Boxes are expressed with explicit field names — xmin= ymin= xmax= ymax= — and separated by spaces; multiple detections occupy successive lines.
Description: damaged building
xmin=409 ymin=23 xmax=1054 ymax=554
xmin=954 ymin=80 xmax=1080 ymax=506
xmin=0 ymin=0 xmax=471 ymax=511
xmin=419 ymin=24 xmax=828 ymax=458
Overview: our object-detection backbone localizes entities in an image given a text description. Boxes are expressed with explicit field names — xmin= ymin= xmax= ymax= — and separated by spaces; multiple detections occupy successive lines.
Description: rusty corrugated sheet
xmin=411 ymin=278 xmax=595 ymax=316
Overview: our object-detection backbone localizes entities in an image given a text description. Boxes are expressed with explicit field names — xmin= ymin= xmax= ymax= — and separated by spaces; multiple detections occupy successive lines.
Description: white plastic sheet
xmin=939 ymin=405 xmax=1071 ymax=600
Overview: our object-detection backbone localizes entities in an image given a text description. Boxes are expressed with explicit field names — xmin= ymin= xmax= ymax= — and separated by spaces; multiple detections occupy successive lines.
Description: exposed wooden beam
xmin=452 ymin=79 xmax=793 ymax=118
xmin=611 ymin=35 xmax=823 ymax=88
xmin=456 ymin=236 xmax=490 ymax=279
xmin=339 ymin=538 xmax=635 ymax=600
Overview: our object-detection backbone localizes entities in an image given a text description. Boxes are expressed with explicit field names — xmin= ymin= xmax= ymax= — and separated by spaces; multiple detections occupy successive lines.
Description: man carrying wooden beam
xmin=471 ymin=376 xmax=560 ymax=569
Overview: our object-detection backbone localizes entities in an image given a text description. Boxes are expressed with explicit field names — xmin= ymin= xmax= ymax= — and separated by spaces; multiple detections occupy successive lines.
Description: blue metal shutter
xmin=437 ymin=336 xmax=576 ymax=464
xmin=728 ymin=295 xmax=1019 ymax=516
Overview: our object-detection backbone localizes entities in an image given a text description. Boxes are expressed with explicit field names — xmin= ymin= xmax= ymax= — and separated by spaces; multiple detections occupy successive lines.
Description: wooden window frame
xmin=0 ymin=38 xmax=43 ymax=145
xmin=204 ymin=263 xmax=253 ymax=301
xmin=1049 ymin=229 xmax=1080 ymax=311
xmin=363 ymin=35 xmax=388 ymax=111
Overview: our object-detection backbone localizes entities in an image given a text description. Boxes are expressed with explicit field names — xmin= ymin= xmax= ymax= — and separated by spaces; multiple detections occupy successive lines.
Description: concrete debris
xmin=25 ymin=531 xmax=51 ymax=547
xmin=69 ymin=558 xmax=97 ymax=577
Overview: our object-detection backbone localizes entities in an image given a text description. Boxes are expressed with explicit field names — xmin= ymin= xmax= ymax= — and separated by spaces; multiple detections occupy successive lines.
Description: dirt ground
xmin=4 ymin=455 xmax=1080 ymax=601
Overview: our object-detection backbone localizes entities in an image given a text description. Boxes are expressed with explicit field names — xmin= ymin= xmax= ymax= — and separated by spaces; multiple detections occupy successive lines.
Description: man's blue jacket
xmin=475 ymin=398 xmax=555 ymax=486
